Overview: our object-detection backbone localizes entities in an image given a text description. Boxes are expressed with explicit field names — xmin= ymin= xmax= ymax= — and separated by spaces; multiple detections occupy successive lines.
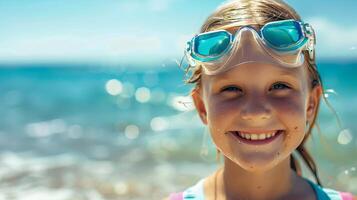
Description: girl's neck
xmin=218 ymin=156 xmax=303 ymax=200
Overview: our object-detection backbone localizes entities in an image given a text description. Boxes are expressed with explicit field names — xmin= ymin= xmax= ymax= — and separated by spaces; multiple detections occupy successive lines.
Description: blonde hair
xmin=183 ymin=0 xmax=329 ymax=186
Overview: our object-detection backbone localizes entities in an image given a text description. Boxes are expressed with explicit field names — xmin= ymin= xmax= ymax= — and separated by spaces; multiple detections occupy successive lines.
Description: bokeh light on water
xmin=105 ymin=79 xmax=123 ymax=96
xmin=124 ymin=125 xmax=140 ymax=140
xmin=150 ymin=117 xmax=169 ymax=132
xmin=135 ymin=87 xmax=151 ymax=103
xmin=0 ymin=61 xmax=356 ymax=199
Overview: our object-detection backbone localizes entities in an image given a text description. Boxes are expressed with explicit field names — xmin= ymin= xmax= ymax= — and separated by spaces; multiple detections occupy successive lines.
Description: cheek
xmin=271 ymin=95 xmax=306 ymax=120
xmin=205 ymin=99 xmax=238 ymax=150
xmin=270 ymin=95 xmax=307 ymax=148
xmin=209 ymin=100 xmax=236 ymax=117
xmin=202 ymin=86 xmax=242 ymax=148
xmin=206 ymin=107 xmax=226 ymax=136
xmin=206 ymin=99 xmax=240 ymax=131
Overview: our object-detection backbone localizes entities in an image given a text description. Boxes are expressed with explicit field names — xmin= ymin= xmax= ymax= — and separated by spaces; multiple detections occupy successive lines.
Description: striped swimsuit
xmin=169 ymin=178 xmax=354 ymax=200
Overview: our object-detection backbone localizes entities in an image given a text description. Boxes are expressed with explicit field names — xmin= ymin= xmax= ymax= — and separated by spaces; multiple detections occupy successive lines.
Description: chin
xmin=228 ymin=153 xmax=283 ymax=172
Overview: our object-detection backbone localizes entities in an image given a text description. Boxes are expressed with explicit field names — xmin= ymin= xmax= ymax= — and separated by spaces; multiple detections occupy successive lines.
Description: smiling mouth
xmin=228 ymin=130 xmax=285 ymax=144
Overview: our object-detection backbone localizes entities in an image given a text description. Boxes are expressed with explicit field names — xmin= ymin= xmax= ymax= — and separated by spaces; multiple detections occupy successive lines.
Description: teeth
xmin=237 ymin=131 xmax=280 ymax=141
xmin=251 ymin=134 xmax=258 ymax=140
xmin=245 ymin=134 xmax=250 ymax=139
xmin=258 ymin=134 xmax=266 ymax=140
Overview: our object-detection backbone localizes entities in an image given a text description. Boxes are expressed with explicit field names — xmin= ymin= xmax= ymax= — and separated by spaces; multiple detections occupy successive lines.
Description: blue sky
xmin=0 ymin=0 xmax=356 ymax=64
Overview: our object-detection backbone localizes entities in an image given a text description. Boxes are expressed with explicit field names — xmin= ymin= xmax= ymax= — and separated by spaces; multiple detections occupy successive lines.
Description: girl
xmin=165 ymin=0 xmax=356 ymax=199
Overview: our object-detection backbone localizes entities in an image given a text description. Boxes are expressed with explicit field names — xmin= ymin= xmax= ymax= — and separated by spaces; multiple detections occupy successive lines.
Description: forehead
xmin=201 ymin=62 xmax=307 ymax=85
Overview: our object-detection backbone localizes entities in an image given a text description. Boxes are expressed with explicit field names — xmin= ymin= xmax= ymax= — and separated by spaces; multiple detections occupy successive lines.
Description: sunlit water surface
xmin=0 ymin=61 xmax=356 ymax=199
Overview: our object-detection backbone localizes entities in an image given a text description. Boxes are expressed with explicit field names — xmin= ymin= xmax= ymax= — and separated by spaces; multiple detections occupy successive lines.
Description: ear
xmin=191 ymin=87 xmax=208 ymax=125
xmin=306 ymin=85 xmax=322 ymax=123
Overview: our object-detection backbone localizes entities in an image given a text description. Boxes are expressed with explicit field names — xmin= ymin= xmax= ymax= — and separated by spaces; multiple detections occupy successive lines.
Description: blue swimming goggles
xmin=185 ymin=19 xmax=315 ymax=75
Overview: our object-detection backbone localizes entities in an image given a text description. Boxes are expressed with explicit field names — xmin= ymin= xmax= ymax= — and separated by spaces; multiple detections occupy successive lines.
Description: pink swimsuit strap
xmin=340 ymin=192 xmax=354 ymax=200
xmin=169 ymin=192 xmax=183 ymax=200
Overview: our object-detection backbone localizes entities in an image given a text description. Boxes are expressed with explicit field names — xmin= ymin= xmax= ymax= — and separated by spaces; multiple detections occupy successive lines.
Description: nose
xmin=240 ymin=98 xmax=272 ymax=121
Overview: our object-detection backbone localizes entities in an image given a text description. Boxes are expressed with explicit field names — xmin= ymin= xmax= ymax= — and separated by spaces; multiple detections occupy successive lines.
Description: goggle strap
xmin=304 ymin=23 xmax=316 ymax=60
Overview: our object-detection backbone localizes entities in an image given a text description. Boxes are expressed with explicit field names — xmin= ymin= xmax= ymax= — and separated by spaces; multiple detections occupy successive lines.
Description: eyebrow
xmin=278 ymin=72 xmax=299 ymax=79
xmin=210 ymin=70 xmax=299 ymax=83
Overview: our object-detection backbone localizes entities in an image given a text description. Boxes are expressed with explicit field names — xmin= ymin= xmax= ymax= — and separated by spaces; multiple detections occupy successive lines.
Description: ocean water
xmin=0 ymin=61 xmax=356 ymax=199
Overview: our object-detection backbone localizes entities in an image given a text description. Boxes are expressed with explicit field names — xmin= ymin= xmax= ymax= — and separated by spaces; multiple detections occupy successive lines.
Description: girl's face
xmin=192 ymin=62 xmax=321 ymax=171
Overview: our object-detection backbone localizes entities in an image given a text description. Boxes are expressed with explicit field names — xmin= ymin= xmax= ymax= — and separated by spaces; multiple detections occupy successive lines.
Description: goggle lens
xmin=262 ymin=21 xmax=303 ymax=49
xmin=194 ymin=31 xmax=231 ymax=56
